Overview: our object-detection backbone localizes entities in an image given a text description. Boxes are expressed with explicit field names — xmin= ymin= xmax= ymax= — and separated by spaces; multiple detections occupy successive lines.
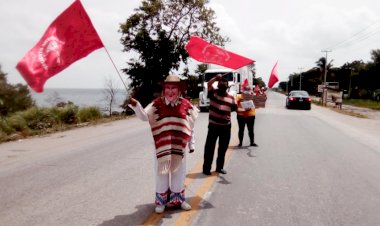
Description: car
xmin=286 ymin=90 xmax=311 ymax=110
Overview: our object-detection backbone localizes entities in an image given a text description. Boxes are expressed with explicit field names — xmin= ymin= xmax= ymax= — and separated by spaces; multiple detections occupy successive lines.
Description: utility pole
xmin=321 ymin=50 xmax=331 ymax=105
xmin=298 ymin=67 xmax=304 ymax=90
xmin=348 ymin=67 xmax=353 ymax=98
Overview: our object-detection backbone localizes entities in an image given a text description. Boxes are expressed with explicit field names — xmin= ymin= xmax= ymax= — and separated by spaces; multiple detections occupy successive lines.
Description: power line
xmin=326 ymin=19 xmax=380 ymax=51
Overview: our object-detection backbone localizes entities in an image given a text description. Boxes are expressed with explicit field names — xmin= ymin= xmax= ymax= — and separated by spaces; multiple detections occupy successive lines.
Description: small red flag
xmin=254 ymin=84 xmax=263 ymax=95
xmin=241 ymin=78 xmax=249 ymax=90
xmin=16 ymin=0 xmax=104 ymax=92
xmin=268 ymin=62 xmax=279 ymax=88
xmin=185 ymin=36 xmax=255 ymax=70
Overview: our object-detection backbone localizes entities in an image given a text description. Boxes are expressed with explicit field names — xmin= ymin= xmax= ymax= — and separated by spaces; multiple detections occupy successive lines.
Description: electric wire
xmin=325 ymin=19 xmax=380 ymax=51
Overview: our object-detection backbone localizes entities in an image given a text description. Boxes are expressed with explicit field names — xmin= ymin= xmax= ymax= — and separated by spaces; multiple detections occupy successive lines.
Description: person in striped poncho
xmin=128 ymin=75 xmax=199 ymax=214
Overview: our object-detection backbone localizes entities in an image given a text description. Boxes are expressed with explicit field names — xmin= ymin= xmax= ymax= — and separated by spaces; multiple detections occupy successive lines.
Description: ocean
xmin=31 ymin=88 xmax=129 ymax=113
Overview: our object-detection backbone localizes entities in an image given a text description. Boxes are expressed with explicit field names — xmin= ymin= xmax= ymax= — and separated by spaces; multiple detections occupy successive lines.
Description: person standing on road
xmin=235 ymin=81 xmax=258 ymax=147
xmin=203 ymin=74 xmax=237 ymax=175
xmin=128 ymin=74 xmax=199 ymax=214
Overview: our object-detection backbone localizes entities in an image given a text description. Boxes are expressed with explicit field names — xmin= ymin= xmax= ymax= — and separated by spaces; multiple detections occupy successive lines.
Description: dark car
xmin=286 ymin=90 xmax=311 ymax=110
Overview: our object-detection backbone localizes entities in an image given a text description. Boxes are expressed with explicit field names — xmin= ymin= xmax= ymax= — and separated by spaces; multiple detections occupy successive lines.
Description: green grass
xmin=0 ymin=106 xmax=128 ymax=143
xmin=343 ymin=99 xmax=380 ymax=110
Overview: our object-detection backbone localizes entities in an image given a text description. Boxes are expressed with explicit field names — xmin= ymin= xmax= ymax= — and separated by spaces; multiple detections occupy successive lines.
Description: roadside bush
xmin=21 ymin=107 xmax=57 ymax=130
xmin=358 ymin=89 xmax=371 ymax=99
xmin=57 ymin=105 xmax=78 ymax=124
xmin=7 ymin=113 xmax=27 ymax=131
xmin=0 ymin=117 xmax=14 ymax=134
xmin=0 ymin=130 xmax=6 ymax=142
xmin=77 ymin=107 xmax=102 ymax=122
xmin=0 ymin=68 xmax=35 ymax=116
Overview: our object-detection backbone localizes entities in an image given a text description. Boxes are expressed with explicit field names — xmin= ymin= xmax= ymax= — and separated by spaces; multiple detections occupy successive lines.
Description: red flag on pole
xmin=16 ymin=0 xmax=104 ymax=93
xmin=268 ymin=61 xmax=279 ymax=88
xmin=185 ymin=36 xmax=255 ymax=70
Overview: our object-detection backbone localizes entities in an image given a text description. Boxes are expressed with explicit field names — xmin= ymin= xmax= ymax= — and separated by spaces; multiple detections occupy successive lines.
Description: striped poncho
xmin=146 ymin=97 xmax=198 ymax=174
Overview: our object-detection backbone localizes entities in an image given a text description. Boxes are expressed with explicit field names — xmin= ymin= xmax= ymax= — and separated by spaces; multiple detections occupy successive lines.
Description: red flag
xmin=185 ymin=36 xmax=254 ymax=70
xmin=241 ymin=78 xmax=249 ymax=90
xmin=268 ymin=62 xmax=279 ymax=88
xmin=254 ymin=84 xmax=263 ymax=95
xmin=16 ymin=0 xmax=104 ymax=92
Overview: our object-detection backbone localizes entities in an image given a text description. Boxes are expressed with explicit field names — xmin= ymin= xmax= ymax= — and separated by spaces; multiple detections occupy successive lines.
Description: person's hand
xmin=129 ymin=98 xmax=138 ymax=107
xmin=216 ymin=74 xmax=223 ymax=81
xmin=189 ymin=149 xmax=195 ymax=153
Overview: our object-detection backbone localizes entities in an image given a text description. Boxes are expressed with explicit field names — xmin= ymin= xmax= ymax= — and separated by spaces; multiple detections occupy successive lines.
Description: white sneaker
xmin=155 ymin=205 xmax=165 ymax=213
xmin=181 ymin=202 xmax=192 ymax=211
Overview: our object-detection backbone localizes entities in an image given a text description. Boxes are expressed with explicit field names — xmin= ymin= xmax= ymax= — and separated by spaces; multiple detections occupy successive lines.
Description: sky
xmin=1 ymin=0 xmax=380 ymax=91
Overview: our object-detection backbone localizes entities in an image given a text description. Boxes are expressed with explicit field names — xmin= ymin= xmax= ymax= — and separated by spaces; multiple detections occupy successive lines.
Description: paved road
xmin=0 ymin=91 xmax=379 ymax=226
xmin=191 ymin=92 xmax=380 ymax=226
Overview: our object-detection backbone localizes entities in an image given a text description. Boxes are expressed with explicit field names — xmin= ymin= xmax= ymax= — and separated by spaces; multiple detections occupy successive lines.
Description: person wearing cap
xmin=202 ymin=74 xmax=237 ymax=175
xmin=235 ymin=80 xmax=258 ymax=147
xmin=128 ymin=74 xmax=199 ymax=213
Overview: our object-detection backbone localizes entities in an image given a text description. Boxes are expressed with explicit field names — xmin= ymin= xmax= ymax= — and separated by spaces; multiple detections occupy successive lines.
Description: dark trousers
xmin=237 ymin=115 xmax=255 ymax=144
xmin=203 ymin=123 xmax=231 ymax=172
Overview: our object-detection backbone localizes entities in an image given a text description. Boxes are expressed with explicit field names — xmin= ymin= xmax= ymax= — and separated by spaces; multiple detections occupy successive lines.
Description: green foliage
xmin=0 ymin=117 xmax=14 ymax=134
xmin=195 ymin=64 xmax=208 ymax=77
xmin=21 ymin=107 xmax=57 ymax=130
xmin=120 ymin=0 xmax=228 ymax=107
xmin=283 ymin=49 xmax=380 ymax=98
xmin=184 ymin=75 xmax=201 ymax=99
xmin=57 ymin=105 xmax=78 ymax=124
xmin=343 ymin=99 xmax=380 ymax=110
xmin=7 ymin=113 xmax=27 ymax=132
xmin=0 ymin=66 xmax=35 ymax=116
xmin=77 ymin=107 xmax=102 ymax=122
xmin=253 ymin=77 xmax=266 ymax=88
xmin=0 ymin=104 xmax=126 ymax=143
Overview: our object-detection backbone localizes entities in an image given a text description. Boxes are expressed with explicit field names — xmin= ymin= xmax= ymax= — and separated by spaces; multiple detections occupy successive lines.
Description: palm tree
xmin=315 ymin=57 xmax=333 ymax=82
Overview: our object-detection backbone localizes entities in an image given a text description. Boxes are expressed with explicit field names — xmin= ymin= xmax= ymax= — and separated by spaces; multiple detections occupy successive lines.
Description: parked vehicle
xmin=198 ymin=66 xmax=252 ymax=112
xmin=286 ymin=90 xmax=311 ymax=110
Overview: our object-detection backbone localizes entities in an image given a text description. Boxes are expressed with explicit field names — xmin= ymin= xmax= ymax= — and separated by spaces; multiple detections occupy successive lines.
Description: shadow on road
xmin=98 ymin=203 xmax=153 ymax=226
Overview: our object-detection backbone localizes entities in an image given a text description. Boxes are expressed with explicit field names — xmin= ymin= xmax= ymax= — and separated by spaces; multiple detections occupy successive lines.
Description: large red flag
xmin=185 ymin=36 xmax=255 ymax=70
xmin=16 ymin=0 xmax=104 ymax=92
xmin=268 ymin=62 xmax=279 ymax=88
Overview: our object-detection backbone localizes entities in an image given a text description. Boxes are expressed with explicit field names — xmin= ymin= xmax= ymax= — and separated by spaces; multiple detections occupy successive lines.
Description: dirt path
xmin=340 ymin=104 xmax=380 ymax=120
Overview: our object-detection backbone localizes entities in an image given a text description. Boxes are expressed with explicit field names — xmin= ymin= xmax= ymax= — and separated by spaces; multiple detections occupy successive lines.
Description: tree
xmin=195 ymin=63 xmax=208 ymax=77
xmin=370 ymin=49 xmax=380 ymax=66
xmin=102 ymin=77 xmax=120 ymax=116
xmin=0 ymin=66 xmax=35 ymax=116
xmin=315 ymin=57 xmax=333 ymax=83
xmin=119 ymin=0 xmax=228 ymax=107
xmin=248 ymin=63 xmax=256 ymax=79
xmin=254 ymin=77 xmax=265 ymax=88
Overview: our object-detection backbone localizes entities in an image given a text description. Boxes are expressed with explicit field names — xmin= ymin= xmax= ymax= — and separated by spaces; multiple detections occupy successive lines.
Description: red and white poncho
xmin=145 ymin=97 xmax=198 ymax=174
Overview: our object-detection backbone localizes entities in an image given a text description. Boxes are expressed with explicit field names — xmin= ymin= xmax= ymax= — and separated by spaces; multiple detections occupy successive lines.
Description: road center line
xmin=141 ymin=125 xmax=238 ymax=225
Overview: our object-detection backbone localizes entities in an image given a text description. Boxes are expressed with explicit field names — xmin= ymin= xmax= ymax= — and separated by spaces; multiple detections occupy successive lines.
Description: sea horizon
xmin=31 ymin=88 xmax=129 ymax=113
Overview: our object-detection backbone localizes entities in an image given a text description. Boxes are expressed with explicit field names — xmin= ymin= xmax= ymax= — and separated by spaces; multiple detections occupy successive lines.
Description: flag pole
xmin=103 ymin=47 xmax=128 ymax=91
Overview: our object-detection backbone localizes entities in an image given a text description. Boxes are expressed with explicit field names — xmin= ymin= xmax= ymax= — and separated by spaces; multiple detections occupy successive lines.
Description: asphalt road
xmin=0 ymin=91 xmax=379 ymax=226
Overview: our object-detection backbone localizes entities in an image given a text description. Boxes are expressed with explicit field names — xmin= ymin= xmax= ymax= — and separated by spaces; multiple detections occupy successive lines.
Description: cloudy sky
xmin=1 ymin=0 xmax=379 ymax=91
